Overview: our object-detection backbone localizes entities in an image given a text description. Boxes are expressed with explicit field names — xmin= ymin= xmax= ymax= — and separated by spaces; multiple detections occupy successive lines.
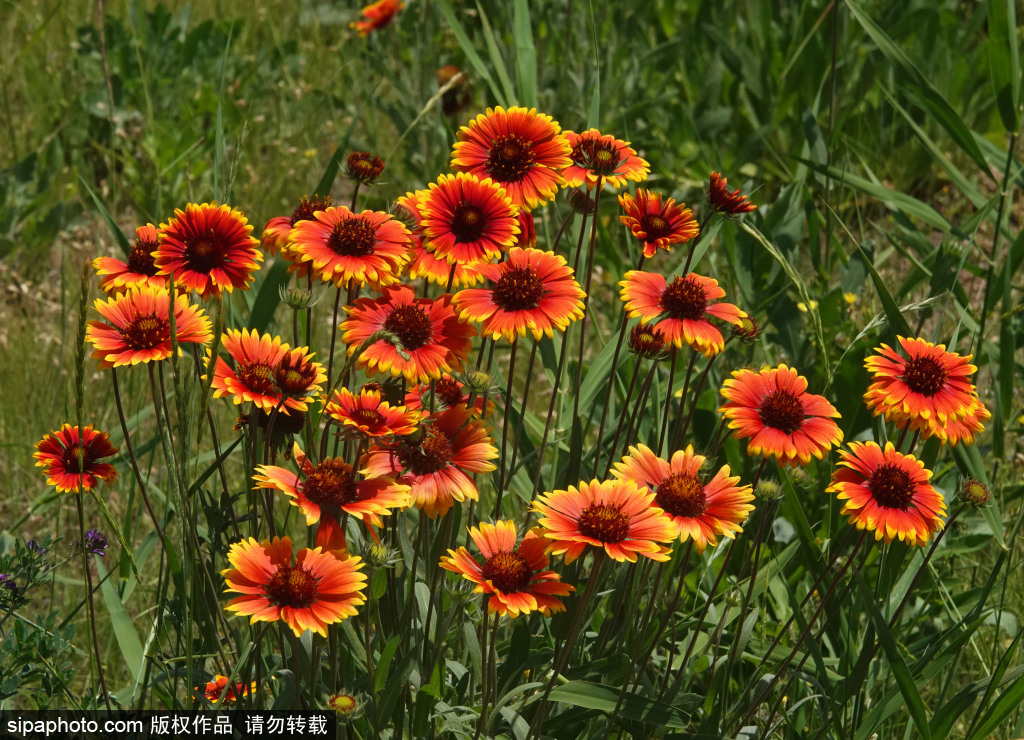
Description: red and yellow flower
xmin=561 ymin=129 xmax=650 ymax=190
xmin=719 ymin=365 xmax=843 ymax=467
xmin=155 ymin=202 xmax=263 ymax=299
xmin=618 ymin=190 xmax=699 ymax=259
xmin=707 ymin=171 xmax=757 ymax=215
xmin=351 ymin=0 xmax=404 ymax=36
xmin=827 ymin=441 xmax=946 ymax=546
xmin=255 ymin=442 xmax=410 ymax=529
xmin=451 ymin=106 xmax=572 ymax=211
xmin=419 ymin=173 xmax=519 ymax=266
xmin=532 ymin=479 xmax=676 ymax=564
xmin=363 ymin=405 xmax=498 ymax=518
xmin=341 ymin=285 xmax=476 ymax=384
xmin=288 ymin=206 xmax=410 ymax=287
xmin=404 ymin=373 xmax=492 ymax=417
xmin=33 ymin=424 xmax=119 ymax=494
xmin=863 ymin=337 xmax=982 ymax=443
xmin=94 ymin=224 xmax=168 ymax=294
xmin=202 ymin=675 xmax=255 ymax=704
xmin=441 ymin=522 xmax=573 ymax=617
xmin=222 ymin=536 xmax=366 ymax=637
xmin=325 ymin=387 xmax=422 ymax=438
xmin=209 ymin=329 xmax=324 ymax=413
xmin=612 ymin=444 xmax=754 ymax=553
xmin=261 ymin=194 xmax=334 ymax=256
xmin=620 ymin=271 xmax=745 ymax=357
xmin=453 ymin=247 xmax=585 ymax=342
xmin=87 ymin=285 xmax=212 ymax=369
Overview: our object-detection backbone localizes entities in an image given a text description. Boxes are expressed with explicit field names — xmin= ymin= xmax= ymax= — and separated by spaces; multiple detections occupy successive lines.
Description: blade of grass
xmin=856 ymin=574 xmax=932 ymax=740
xmin=435 ymin=0 xmax=507 ymax=108
xmin=513 ymin=0 xmax=537 ymax=108
xmin=845 ymin=0 xmax=992 ymax=177
xmin=987 ymin=0 xmax=1019 ymax=132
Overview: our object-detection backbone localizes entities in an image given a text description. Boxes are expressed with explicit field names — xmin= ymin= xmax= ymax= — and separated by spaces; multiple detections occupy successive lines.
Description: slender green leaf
xmin=374 ymin=636 xmax=401 ymax=693
xmin=96 ymin=559 xmax=144 ymax=680
xmin=247 ymin=259 xmax=290 ymax=333
xmin=548 ymin=681 xmax=700 ymax=729
xmin=855 ymin=241 xmax=914 ymax=339
xmin=845 ymin=0 xmax=991 ymax=176
xmin=513 ymin=0 xmax=537 ymax=108
xmin=740 ymin=222 xmax=828 ymax=369
xmin=435 ymin=0 xmax=507 ymax=107
xmin=79 ymin=177 xmax=132 ymax=256
xmin=856 ymin=575 xmax=932 ymax=740
xmin=475 ymin=3 xmax=516 ymax=106
xmin=792 ymin=157 xmax=956 ymax=234
xmin=988 ymin=0 xmax=1020 ymax=132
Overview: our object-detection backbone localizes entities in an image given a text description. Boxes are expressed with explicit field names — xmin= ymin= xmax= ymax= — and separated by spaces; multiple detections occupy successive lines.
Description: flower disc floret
xmin=827 ymin=441 xmax=946 ymax=546
xmin=620 ymin=271 xmax=745 ymax=357
xmin=289 ymin=207 xmax=410 ymax=287
xmin=222 ymin=536 xmax=367 ymax=637
xmin=34 ymin=424 xmax=119 ymax=494
xmin=618 ymin=190 xmax=699 ymax=258
xmin=719 ymin=365 xmax=843 ymax=467
xmin=420 ymin=173 xmax=519 ymax=266
xmin=561 ymin=129 xmax=650 ymax=190
xmin=341 ymin=286 xmax=476 ymax=384
xmin=863 ymin=337 xmax=983 ymax=445
xmin=612 ymin=444 xmax=754 ymax=552
xmin=532 ymin=479 xmax=676 ymax=563
xmin=451 ymin=106 xmax=572 ymax=211
xmin=155 ymin=202 xmax=263 ymax=299
xmin=440 ymin=522 xmax=573 ymax=617
xmin=454 ymin=247 xmax=585 ymax=341
xmin=87 ymin=285 xmax=212 ymax=368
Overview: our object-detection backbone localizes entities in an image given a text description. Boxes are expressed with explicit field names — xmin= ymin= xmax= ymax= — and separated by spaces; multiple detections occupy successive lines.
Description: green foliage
xmin=1 ymin=0 xmax=1023 ymax=737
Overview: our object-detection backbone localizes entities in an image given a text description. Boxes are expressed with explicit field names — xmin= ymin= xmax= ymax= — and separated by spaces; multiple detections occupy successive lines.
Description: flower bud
xmin=960 ymin=479 xmax=991 ymax=508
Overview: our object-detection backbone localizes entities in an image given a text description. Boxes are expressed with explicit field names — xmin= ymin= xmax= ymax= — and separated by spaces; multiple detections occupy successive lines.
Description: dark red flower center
xmin=383 ymin=304 xmax=433 ymax=351
xmin=759 ymin=390 xmax=805 ymax=435
xmin=328 ymin=217 xmax=377 ymax=257
xmin=485 ymin=134 xmax=534 ymax=183
xmin=237 ymin=362 xmax=276 ymax=395
xmin=656 ymin=472 xmax=707 ymax=518
xmin=577 ymin=503 xmax=631 ymax=543
xmin=397 ymin=429 xmax=453 ymax=475
xmin=265 ymin=564 xmax=319 ymax=608
xmin=350 ymin=408 xmax=385 ymax=428
xmin=451 ymin=202 xmax=487 ymax=243
xmin=492 ymin=265 xmax=544 ymax=311
xmin=121 ymin=314 xmax=169 ymax=350
xmin=900 ymin=355 xmax=947 ymax=397
xmin=435 ymin=377 xmax=464 ymax=408
xmin=660 ymin=276 xmax=707 ymax=320
xmin=571 ymin=138 xmax=619 ymax=176
xmin=184 ymin=232 xmax=228 ymax=273
xmin=302 ymin=458 xmax=360 ymax=508
xmin=59 ymin=444 xmax=93 ymax=475
xmin=128 ymin=237 xmax=160 ymax=276
xmin=481 ymin=550 xmax=532 ymax=593
xmin=639 ymin=214 xmax=672 ymax=241
xmin=274 ymin=355 xmax=318 ymax=395
xmin=868 ymin=463 xmax=915 ymax=510
xmin=291 ymin=195 xmax=333 ymax=225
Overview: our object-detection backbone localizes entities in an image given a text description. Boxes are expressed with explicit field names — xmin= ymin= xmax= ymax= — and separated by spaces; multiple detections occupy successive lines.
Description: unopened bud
xmin=755 ymin=480 xmax=783 ymax=501
xmin=345 ymin=151 xmax=385 ymax=185
xmin=733 ymin=316 xmax=760 ymax=342
xmin=961 ymin=479 xmax=991 ymax=508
